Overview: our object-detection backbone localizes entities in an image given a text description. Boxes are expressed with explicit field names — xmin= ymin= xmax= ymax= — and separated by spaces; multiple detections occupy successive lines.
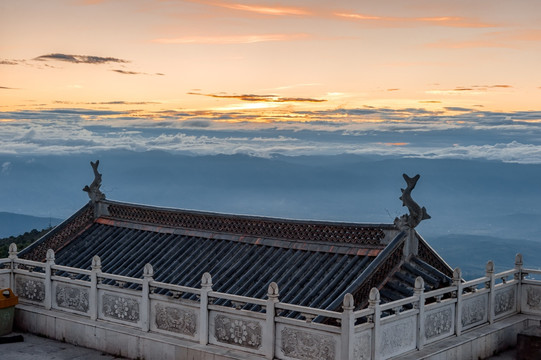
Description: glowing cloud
xmin=188 ymin=92 xmax=326 ymax=103
xmin=212 ymin=1 xmax=310 ymax=16
xmin=153 ymin=33 xmax=308 ymax=44
xmin=334 ymin=12 xmax=493 ymax=28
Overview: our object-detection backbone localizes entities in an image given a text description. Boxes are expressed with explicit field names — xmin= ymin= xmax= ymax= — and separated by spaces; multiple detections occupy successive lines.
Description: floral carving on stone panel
xmin=281 ymin=327 xmax=335 ymax=360
xmin=155 ymin=303 xmax=197 ymax=336
xmin=380 ymin=316 xmax=416 ymax=358
xmin=462 ymin=296 xmax=487 ymax=327
xmin=353 ymin=331 xmax=371 ymax=360
xmin=526 ymin=287 xmax=541 ymax=311
xmin=425 ymin=307 xmax=453 ymax=339
xmin=55 ymin=284 xmax=89 ymax=313
xmin=494 ymin=288 xmax=515 ymax=315
xmin=214 ymin=315 xmax=262 ymax=349
xmin=16 ymin=277 xmax=45 ymax=302
xmin=0 ymin=276 xmax=7 ymax=289
xmin=102 ymin=293 xmax=140 ymax=323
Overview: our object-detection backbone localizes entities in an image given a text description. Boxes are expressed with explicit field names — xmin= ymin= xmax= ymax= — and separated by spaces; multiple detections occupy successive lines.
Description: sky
xmin=1 ymin=0 xmax=541 ymax=161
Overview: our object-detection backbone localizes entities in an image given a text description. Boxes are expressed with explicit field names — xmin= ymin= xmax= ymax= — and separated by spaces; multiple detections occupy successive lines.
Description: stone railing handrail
xmin=2 ymin=245 xmax=541 ymax=360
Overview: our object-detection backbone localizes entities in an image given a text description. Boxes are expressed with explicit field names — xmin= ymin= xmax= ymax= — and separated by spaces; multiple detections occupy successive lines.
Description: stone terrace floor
xmin=1 ymin=332 xmax=127 ymax=360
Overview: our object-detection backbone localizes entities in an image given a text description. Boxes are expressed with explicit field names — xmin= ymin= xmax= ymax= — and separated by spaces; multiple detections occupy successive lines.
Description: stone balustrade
xmin=1 ymin=245 xmax=541 ymax=360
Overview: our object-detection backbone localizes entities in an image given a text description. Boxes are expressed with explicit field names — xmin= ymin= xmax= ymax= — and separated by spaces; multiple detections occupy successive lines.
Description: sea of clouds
xmin=1 ymin=107 xmax=541 ymax=163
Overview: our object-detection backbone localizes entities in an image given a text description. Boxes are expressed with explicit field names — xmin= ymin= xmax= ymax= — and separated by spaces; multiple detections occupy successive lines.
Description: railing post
xmin=141 ymin=263 xmax=153 ymax=332
xmin=44 ymin=249 xmax=55 ymax=310
xmin=265 ymin=282 xmax=279 ymax=359
xmin=341 ymin=293 xmax=355 ymax=360
xmin=200 ymin=272 xmax=212 ymax=345
xmin=486 ymin=260 xmax=495 ymax=324
xmin=453 ymin=268 xmax=463 ymax=336
xmin=90 ymin=255 xmax=101 ymax=321
xmin=515 ymin=253 xmax=523 ymax=313
xmin=8 ymin=243 xmax=17 ymax=290
xmin=369 ymin=288 xmax=381 ymax=360
xmin=414 ymin=276 xmax=425 ymax=350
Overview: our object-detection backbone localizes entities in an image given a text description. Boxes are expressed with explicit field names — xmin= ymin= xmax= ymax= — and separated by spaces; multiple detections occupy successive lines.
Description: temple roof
xmin=19 ymin=198 xmax=453 ymax=312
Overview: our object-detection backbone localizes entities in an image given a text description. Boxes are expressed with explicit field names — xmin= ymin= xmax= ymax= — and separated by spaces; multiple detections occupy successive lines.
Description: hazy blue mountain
xmin=429 ymin=234 xmax=541 ymax=280
xmin=0 ymin=212 xmax=62 ymax=238
xmin=1 ymin=151 xmax=540 ymax=268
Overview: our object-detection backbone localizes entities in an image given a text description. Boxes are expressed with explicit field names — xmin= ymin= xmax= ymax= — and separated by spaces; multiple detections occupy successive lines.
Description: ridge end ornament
xmin=83 ymin=160 xmax=105 ymax=203
xmin=394 ymin=174 xmax=430 ymax=230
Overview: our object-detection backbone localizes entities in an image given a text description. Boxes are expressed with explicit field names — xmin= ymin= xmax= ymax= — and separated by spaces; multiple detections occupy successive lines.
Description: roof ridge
xmin=104 ymin=201 xmax=392 ymax=245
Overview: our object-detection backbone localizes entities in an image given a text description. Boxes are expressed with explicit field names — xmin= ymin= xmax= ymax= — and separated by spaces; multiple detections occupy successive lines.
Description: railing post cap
xmin=91 ymin=255 xmax=102 ymax=270
xmin=369 ymin=288 xmax=380 ymax=303
xmin=486 ymin=260 xmax=494 ymax=274
xmin=8 ymin=243 xmax=18 ymax=258
xmin=268 ymin=282 xmax=279 ymax=299
xmin=343 ymin=293 xmax=354 ymax=310
xmin=453 ymin=267 xmax=462 ymax=279
xmin=201 ymin=272 xmax=212 ymax=287
xmin=143 ymin=263 xmax=154 ymax=278
xmin=46 ymin=249 xmax=55 ymax=263
xmin=414 ymin=276 xmax=425 ymax=291
xmin=515 ymin=253 xmax=523 ymax=266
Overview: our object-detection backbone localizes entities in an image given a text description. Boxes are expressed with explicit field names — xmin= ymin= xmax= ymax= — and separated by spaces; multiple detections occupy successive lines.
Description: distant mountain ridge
xmin=0 ymin=212 xmax=63 ymax=238
xmin=428 ymin=234 xmax=541 ymax=280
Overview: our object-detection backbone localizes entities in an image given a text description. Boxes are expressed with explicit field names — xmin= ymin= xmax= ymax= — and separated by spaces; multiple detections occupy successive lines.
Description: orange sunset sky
xmin=2 ymin=0 xmax=540 ymax=123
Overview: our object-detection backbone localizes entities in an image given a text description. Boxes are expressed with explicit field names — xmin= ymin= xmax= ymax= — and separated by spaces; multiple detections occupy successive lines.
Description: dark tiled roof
xmin=18 ymin=199 xmax=453 ymax=312
xmin=379 ymin=256 xmax=453 ymax=304
xmin=52 ymin=221 xmax=376 ymax=309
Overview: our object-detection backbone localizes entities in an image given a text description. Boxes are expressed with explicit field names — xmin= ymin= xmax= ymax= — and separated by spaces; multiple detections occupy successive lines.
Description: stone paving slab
xmin=0 ymin=332 xmax=128 ymax=360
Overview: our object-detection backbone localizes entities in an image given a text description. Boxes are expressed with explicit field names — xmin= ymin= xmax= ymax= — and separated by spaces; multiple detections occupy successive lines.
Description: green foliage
xmin=0 ymin=228 xmax=51 ymax=258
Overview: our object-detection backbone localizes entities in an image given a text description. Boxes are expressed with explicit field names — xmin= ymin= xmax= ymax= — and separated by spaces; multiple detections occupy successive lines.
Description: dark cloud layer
xmin=188 ymin=92 xmax=326 ymax=103
xmin=34 ymin=53 xmax=129 ymax=64
xmin=0 ymin=60 xmax=21 ymax=65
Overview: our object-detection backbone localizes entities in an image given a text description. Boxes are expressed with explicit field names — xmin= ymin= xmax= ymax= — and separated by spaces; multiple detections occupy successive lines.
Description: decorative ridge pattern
xmin=105 ymin=202 xmax=389 ymax=245
xmin=19 ymin=204 xmax=95 ymax=262
xmin=417 ymin=237 xmax=454 ymax=277
xmin=352 ymin=241 xmax=405 ymax=309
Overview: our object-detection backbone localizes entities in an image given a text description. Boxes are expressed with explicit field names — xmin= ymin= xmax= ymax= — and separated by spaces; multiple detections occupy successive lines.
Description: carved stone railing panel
xmin=353 ymin=329 xmax=371 ymax=360
xmin=522 ymin=284 xmax=541 ymax=315
xmin=275 ymin=324 xmax=339 ymax=360
xmin=494 ymin=286 xmax=517 ymax=319
xmin=150 ymin=300 xmax=198 ymax=339
xmin=0 ymin=272 xmax=9 ymax=288
xmin=379 ymin=315 xmax=416 ymax=359
xmin=209 ymin=311 xmax=264 ymax=354
xmin=461 ymin=293 xmax=488 ymax=330
xmin=423 ymin=304 xmax=455 ymax=344
xmin=53 ymin=282 xmax=90 ymax=314
xmin=15 ymin=275 xmax=45 ymax=304
xmin=99 ymin=290 xmax=141 ymax=326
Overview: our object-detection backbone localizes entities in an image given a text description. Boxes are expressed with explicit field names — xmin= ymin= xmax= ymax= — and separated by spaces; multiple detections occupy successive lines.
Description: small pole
xmin=265 ymin=282 xmax=279 ymax=359
xmin=486 ymin=260 xmax=495 ymax=324
xmin=90 ymin=255 xmax=102 ymax=321
xmin=44 ymin=249 xmax=55 ymax=310
xmin=200 ymin=272 xmax=212 ymax=345
xmin=415 ymin=276 xmax=425 ymax=350
xmin=341 ymin=293 xmax=355 ymax=360
xmin=141 ymin=263 xmax=154 ymax=332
